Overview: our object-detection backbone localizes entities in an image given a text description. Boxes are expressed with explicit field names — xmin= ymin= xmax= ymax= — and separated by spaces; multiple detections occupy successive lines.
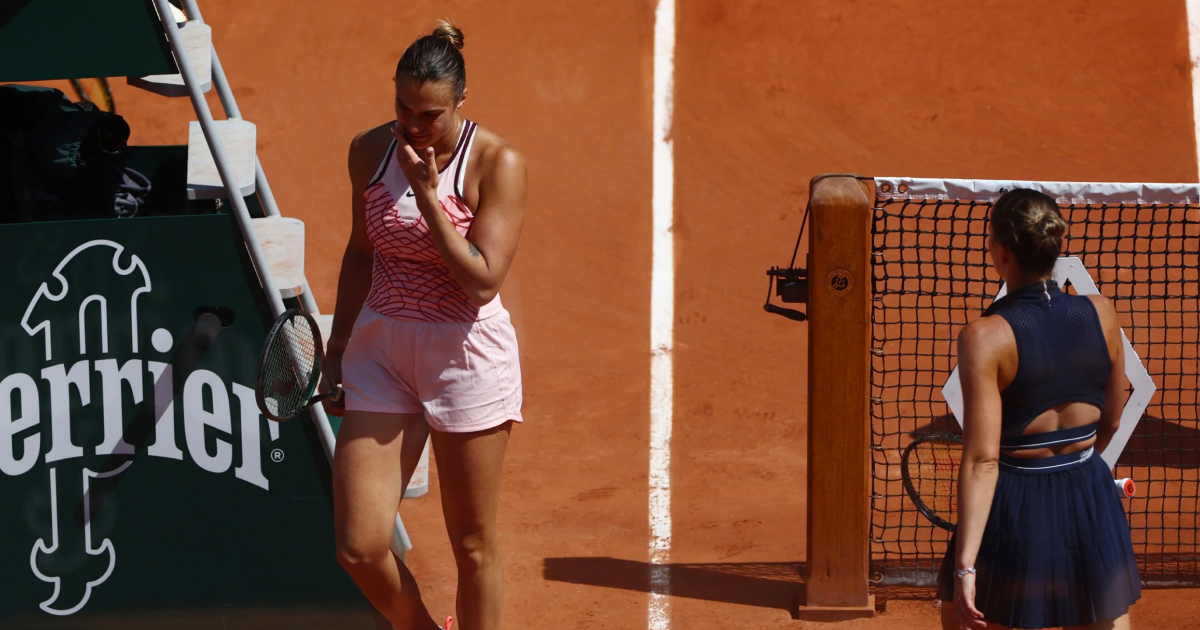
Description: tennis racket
xmin=901 ymin=433 xmax=1136 ymax=532
xmin=255 ymin=308 xmax=342 ymax=422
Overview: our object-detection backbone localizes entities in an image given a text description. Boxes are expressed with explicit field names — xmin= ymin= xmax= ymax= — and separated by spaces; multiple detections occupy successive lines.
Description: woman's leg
xmin=940 ymin=598 xmax=1128 ymax=630
xmin=940 ymin=600 xmax=956 ymax=630
xmin=939 ymin=600 xmax=1011 ymax=630
xmin=1069 ymin=614 xmax=1130 ymax=630
xmin=334 ymin=410 xmax=436 ymax=629
xmin=431 ymin=421 xmax=513 ymax=630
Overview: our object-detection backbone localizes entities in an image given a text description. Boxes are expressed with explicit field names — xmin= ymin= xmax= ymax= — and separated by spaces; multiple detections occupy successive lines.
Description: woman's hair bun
xmin=396 ymin=20 xmax=467 ymax=100
xmin=990 ymin=188 xmax=1069 ymax=275
xmin=433 ymin=20 xmax=464 ymax=50
xmin=1033 ymin=208 xmax=1067 ymax=241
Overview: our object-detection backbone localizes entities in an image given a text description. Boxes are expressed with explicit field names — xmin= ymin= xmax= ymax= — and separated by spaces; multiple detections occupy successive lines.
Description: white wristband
xmin=954 ymin=567 xmax=977 ymax=579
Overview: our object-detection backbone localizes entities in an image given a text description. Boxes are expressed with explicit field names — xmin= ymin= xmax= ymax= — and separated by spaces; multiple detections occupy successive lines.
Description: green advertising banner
xmin=0 ymin=0 xmax=177 ymax=82
xmin=0 ymin=215 xmax=373 ymax=627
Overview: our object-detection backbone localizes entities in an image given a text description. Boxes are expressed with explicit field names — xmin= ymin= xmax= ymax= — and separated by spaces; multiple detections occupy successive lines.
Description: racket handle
xmin=764 ymin=303 xmax=807 ymax=322
xmin=1115 ymin=478 xmax=1135 ymax=498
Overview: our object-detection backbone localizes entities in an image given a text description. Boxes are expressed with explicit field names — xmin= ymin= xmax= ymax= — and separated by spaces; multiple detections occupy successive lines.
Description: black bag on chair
xmin=0 ymin=84 xmax=132 ymax=223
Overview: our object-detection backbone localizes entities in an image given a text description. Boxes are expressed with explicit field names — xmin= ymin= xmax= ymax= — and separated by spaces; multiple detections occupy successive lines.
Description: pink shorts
xmin=341 ymin=306 xmax=523 ymax=433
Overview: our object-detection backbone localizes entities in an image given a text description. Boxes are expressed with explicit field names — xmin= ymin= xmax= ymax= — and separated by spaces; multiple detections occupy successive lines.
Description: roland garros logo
xmin=1 ymin=240 xmax=277 ymax=616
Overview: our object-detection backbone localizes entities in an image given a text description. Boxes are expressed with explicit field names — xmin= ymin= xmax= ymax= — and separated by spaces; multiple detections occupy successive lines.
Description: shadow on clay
xmin=543 ymin=557 xmax=806 ymax=616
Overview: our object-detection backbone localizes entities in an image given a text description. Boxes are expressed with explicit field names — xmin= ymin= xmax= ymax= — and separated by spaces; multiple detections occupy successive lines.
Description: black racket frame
xmin=255 ymin=308 xmax=336 ymax=422
xmin=900 ymin=432 xmax=963 ymax=532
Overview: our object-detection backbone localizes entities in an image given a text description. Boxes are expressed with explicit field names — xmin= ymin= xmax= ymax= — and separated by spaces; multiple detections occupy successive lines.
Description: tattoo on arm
xmin=468 ymin=242 xmax=481 ymax=259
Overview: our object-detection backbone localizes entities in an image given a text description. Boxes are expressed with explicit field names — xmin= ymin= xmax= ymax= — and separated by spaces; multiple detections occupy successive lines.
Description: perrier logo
xmin=2 ymin=240 xmax=278 ymax=616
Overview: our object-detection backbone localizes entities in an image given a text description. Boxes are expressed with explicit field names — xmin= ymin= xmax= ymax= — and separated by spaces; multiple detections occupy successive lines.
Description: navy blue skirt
xmin=937 ymin=448 xmax=1141 ymax=629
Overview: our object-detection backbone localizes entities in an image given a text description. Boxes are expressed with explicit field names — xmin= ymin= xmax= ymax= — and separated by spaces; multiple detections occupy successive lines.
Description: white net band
xmin=875 ymin=177 xmax=1200 ymax=205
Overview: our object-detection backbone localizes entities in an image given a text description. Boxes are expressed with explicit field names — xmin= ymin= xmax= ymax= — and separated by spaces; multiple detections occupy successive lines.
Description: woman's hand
xmin=953 ymin=573 xmax=987 ymax=630
xmin=392 ymin=126 xmax=440 ymax=207
xmin=321 ymin=338 xmax=348 ymax=417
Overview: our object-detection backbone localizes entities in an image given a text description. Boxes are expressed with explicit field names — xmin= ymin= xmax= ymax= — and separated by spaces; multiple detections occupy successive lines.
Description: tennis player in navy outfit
xmin=939 ymin=189 xmax=1141 ymax=630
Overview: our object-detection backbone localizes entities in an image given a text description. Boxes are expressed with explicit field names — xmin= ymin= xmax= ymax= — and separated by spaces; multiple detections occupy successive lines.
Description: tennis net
xmin=869 ymin=178 xmax=1200 ymax=587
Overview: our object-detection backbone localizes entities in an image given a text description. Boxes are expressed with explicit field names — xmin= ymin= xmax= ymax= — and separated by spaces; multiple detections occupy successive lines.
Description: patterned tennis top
xmin=362 ymin=120 xmax=503 ymax=322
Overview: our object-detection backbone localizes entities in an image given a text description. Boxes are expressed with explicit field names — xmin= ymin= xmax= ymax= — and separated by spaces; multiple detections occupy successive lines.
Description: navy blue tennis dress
xmin=937 ymin=280 xmax=1141 ymax=629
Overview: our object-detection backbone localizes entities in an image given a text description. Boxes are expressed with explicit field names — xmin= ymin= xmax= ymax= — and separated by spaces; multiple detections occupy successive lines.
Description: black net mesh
xmin=870 ymin=188 xmax=1200 ymax=587
xmin=260 ymin=314 xmax=318 ymax=420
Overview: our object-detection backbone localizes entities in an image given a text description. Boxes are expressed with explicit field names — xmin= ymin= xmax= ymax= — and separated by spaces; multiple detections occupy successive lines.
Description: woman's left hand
xmin=953 ymin=573 xmax=987 ymax=630
xmin=392 ymin=126 xmax=440 ymax=206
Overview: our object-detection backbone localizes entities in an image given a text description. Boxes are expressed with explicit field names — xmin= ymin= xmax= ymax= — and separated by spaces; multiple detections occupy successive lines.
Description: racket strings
xmin=262 ymin=316 xmax=319 ymax=417
xmin=911 ymin=441 xmax=961 ymax=522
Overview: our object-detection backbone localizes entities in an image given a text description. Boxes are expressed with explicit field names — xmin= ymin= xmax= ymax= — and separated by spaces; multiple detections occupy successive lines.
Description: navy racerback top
xmin=983 ymin=280 xmax=1112 ymax=437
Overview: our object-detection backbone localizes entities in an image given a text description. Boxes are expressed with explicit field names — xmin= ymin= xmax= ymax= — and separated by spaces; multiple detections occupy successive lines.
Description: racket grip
xmin=764 ymin=303 xmax=807 ymax=322
xmin=1115 ymin=478 xmax=1135 ymax=498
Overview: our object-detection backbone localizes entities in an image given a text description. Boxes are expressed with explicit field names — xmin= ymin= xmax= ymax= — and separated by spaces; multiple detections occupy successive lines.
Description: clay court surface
xmin=28 ymin=0 xmax=1200 ymax=627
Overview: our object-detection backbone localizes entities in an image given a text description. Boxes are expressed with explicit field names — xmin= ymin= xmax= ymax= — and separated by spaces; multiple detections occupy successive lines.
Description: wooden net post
xmin=798 ymin=175 xmax=875 ymax=619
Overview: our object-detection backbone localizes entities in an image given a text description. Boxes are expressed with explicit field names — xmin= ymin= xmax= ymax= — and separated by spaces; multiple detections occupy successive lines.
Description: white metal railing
xmin=150 ymin=0 xmax=412 ymax=556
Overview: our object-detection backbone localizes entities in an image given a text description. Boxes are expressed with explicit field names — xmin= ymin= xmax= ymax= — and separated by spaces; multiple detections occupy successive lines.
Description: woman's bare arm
xmin=327 ymin=127 xmax=387 ymax=371
xmin=951 ymin=317 xmax=1010 ymax=628
xmin=955 ymin=318 xmax=1006 ymax=571
xmin=396 ymin=131 xmax=526 ymax=306
xmin=1087 ymin=294 xmax=1128 ymax=454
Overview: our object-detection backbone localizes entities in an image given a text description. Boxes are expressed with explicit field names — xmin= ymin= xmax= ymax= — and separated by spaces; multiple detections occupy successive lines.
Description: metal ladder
xmin=134 ymin=0 xmax=418 ymax=559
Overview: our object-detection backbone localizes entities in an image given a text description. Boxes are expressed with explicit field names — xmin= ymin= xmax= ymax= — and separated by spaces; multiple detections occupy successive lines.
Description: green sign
xmin=0 ymin=0 xmax=177 ymax=82
xmin=0 ymin=215 xmax=371 ymax=625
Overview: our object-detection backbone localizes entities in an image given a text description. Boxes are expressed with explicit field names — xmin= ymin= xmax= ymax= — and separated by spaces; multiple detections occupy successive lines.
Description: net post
xmin=798 ymin=175 xmax=874 ymax=618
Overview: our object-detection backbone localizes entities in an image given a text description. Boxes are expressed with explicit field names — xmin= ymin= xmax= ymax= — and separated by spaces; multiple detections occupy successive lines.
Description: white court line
xmin=1189 ymin=0 xmax=1200 ymax=181
xmin=649 ymin=0 xmax=675 ymax=629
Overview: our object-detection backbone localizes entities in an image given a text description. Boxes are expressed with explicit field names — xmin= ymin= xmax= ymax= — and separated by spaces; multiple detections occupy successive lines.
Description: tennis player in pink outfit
xmin=324 ymin=21 xmax=526 ymax=630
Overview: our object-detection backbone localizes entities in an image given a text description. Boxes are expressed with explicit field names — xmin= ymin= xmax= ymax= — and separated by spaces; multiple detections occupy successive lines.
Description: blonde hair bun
xmin=433 ymin=20 xmax=464 ymax=50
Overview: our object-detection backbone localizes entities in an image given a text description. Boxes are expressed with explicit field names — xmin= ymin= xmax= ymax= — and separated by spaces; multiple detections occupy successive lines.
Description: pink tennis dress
xmin=341 ymin=120 xmax=523 ymax=432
